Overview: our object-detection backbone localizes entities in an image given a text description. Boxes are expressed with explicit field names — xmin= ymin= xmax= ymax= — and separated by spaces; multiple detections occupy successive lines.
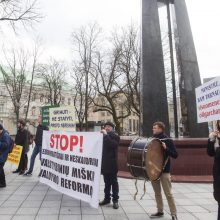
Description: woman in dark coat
xmin=207 ymin=120 xmax=220 ymax=220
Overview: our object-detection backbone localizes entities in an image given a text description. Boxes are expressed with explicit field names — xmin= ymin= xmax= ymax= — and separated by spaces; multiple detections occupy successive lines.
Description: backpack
xmin=9 ymin=136 xmax=15 ymax=153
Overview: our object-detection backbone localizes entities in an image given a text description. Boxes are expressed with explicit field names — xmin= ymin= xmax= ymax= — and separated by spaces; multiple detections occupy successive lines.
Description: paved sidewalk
xmin=0 ymin=157 xmax=218 ymax=220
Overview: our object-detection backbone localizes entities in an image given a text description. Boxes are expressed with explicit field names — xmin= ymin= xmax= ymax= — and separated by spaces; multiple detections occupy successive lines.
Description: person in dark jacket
xmin=207 ymin=120 xmax=220 ymax=220
xmin=12 ymin=119 xmax=29 ymax=175
xmin=24 ymin=115 xmax=48 ymax=176
xmin=99 ymin=121 xmax=120 ymax=209
xmin=150 ymin=122 xmax=178 ymax=220
xmin=0 ymin=124 xmax=11 ymax=187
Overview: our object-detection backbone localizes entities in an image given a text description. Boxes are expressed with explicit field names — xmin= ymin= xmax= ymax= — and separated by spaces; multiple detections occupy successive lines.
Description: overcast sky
xmin=0 ymin=0 xmax=220 ymax=80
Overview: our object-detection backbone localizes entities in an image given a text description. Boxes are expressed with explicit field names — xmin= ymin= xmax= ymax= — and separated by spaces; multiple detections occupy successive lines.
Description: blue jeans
xmin=103 ymin=173 xmax=119 ymax=202
xmin=28 ymin=145 xmax=41 ymax=173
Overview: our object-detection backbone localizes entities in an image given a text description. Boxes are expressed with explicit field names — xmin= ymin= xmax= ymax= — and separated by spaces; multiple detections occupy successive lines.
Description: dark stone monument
xmin=141 ymin=0 xmax=170 ymax=137
xmin=141 ymin=0 xmax=208 ymax=137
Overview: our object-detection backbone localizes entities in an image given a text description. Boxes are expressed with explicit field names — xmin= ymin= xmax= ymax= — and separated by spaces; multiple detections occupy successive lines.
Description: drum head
xmin=145 ymin=139 xmax=164 ymax=181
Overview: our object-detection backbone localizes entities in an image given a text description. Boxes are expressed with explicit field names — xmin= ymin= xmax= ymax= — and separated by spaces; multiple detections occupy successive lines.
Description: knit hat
xmin=104 ymin=121 xmax=115 ymax=129
xmin=0 ymin=124 xmax=3 ymax=130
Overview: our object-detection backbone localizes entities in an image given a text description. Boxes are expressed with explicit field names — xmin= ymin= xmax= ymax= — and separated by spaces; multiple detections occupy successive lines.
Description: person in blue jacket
xmin=150 ymin=121 xmax=178 ymax=220
xmin=0 ymin=124 xmax=11 ymax=187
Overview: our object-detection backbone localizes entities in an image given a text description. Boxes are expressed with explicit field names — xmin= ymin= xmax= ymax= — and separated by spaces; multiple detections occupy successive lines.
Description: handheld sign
xmin=195 ymin=76 xmax=220 ymax=123
xmin=40 ymin=131 xmax=103 ymax=208
xmin=49 ymin=106 xmax=76 ymax=131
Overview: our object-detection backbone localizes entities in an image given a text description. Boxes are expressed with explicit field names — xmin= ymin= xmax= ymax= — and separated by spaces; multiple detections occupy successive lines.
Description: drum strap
xmin=140 ymin=179 xmax=147 ymax=200
xmin=133 ymin=178 xmax=148 ymax=200
xmin=134 ymin=178 xmax=138 ymax=200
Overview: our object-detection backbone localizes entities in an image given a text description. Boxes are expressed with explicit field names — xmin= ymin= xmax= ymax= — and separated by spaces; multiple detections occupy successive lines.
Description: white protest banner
xmin=49 ymin=106 xmax=76 ymax=131
xmin=195 ymin=76 xmax=220 ymax=123
xmin=40 ymin=131 xmax=103 ymax=208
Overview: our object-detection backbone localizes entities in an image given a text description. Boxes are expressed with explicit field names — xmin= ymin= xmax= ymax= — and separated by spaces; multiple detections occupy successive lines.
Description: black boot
xmin=12 ymin=169 xmax=20 ymax=174
xmin=99 ymin=199 xmax=110 ymax=206
xmin=0 ymin=183 xmax=6 ymax=188
xmin=113 ymin=202 xmax=119 ymax=209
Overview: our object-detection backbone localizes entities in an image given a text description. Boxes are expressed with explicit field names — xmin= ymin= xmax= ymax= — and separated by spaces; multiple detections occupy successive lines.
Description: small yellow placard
xmin=7 ymin=145 xmax=22 ymax=165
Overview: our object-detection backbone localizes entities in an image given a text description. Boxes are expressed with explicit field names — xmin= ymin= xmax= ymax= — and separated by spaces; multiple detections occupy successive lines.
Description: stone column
xmin=141 ymin=0 xmax=170 ymax=136
xmin=173 ymin=0 xmax=208 ymax=137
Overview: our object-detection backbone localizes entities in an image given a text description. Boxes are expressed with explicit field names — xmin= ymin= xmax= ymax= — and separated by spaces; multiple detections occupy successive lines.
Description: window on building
xmin=101 ymin=112 xmax=105 ymax=117
xmin=61 ymin=97 xmax=65 ymax=104
xmin=32 ymin=93 xmax=36 ymax=101
xmin=129 ymin=119 xmax=132 ymax=131
xmin=31 ymin=107 xmax=36 ymax=116
xmin=40 ymin=95 xmax=44 ymax=102
xmin=23 ymin=106 xmax=28 ymax=114
xmin=46 ymin=96 xmax=50 ymax=104
xmin=68 ymin=98 xmax=71 ymax=105
xmin=133 ymin=119 xmax=136 ymax=132
xmin=137 ymin=120 xmax=139 ymax=133
xmin=107 ymin=112 xmax=111 ymax=116
xmin=0 ymin=104 xmax=4 ymax=113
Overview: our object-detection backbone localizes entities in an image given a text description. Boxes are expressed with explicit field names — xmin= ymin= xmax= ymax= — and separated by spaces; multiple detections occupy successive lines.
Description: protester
xmin=207 ymin=120 xmax=220 ymax=220
xmin=99 ymin=122 xmax=120 ymax=209
xmin=150 ymin=121 xmax=178 ymax=220
xmin=24 ymin=115 xmax=48 ymax=176
xmin=0 ymin=124 xmax=11 ymax=187
xmin=12 ymin=119 xmax=29 ymax=175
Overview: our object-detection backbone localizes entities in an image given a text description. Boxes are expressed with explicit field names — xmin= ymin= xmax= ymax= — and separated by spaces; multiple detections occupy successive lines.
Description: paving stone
xmin=12 ymin=215 xmax=36 ymax=220
xmin=16 ymin=207 xmax=39 ymax=215
xmin=1 ymin=200 xmax=23 ymax=207
xmin=35 ymin=215 xmax=59 ymax=220
xmin=0 ymin=215 xmax=13 ymax=220
xmin=59 ymin=215 xmax=81 ymax=220
xmin=104 ymin=214 xmax=128 ymax=220
xmin=122 ymin=206 xmax=146 ymax=214
xmin=182 ymin=205 xmax=209 ymax=213
xmin=82 ymin=215 xmax=104 ymax=220
xmin=0 ymin=207 xmax=19 ymax=215
xmin=193 ymin=212 xmax=217 ymax=220
xmin=60 ymin=207 xmax=81 ymax=215
xmin=38 ymin=207 xmax=60 ymax=215
xmin=81 ymin=207 xmax=102 ymax=215
xmin=61 ymin=200 xmax=81 ymax=207
xmin=101 ymin=206 xmax=125 ymax=215
xmin=21 ymin=200 xmax=42 ymax=208
xmin=41 ymin=201 xmax=61 ymax=208
xmin=127 ymin=214 xmax=151 ymax=220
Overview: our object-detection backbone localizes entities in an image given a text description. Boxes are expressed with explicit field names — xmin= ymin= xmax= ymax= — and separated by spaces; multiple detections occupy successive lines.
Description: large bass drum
xmin=127 ymin=137 xmax=167 ymax=181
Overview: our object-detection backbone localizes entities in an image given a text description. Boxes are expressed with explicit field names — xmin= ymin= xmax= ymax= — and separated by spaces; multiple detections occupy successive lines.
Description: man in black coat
xmin=24 ymin=115 xmax=48 ymax=176
xmin=99 ymin=121 xmax=120 ymax=209
xmin=12 ymin=119 xmax=29 ymax=175
xmin=207 ymin=120 xmax=220 ymax=220
xmin=150 ymin=122 xmax=178 ymax=220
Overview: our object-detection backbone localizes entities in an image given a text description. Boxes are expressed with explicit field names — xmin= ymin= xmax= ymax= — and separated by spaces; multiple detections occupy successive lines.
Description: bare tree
xmin=0 ymin=43 xmax=40 ymax=123
xmin=91 ymin=49 xmax=131 ymax=135
xmin=71 ymin=22 xmax=102 ymax=131
xmin=113 ymin=24 xmax=141 ymax=117
xmin=0 ymin=0 xmax=42 ymax=31
xmin=37 ymin=59 xmax=67 ymax=106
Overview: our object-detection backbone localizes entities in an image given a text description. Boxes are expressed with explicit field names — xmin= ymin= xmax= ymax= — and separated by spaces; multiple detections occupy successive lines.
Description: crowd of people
xmin=0 ymin=118 xmax=219 ymax=220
